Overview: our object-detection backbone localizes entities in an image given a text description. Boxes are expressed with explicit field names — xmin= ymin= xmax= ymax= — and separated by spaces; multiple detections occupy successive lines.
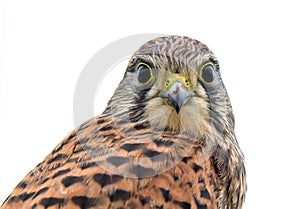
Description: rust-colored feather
xmin=1 ymin=116 xmax=220 ymax=209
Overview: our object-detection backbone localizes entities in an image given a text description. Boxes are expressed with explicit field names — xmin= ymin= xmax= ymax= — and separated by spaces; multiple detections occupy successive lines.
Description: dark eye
xmin=199 ymin=62 xmax=215 ymax=85
xmin=136 ymin=62 xmax=154 ymax=85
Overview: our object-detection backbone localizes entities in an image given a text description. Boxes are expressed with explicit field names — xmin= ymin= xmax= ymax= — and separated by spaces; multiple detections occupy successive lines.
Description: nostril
xmin=165 ymin=79 xmax=170 ymax=87
xmin=184 ymin=79 xmax=190 ymax=87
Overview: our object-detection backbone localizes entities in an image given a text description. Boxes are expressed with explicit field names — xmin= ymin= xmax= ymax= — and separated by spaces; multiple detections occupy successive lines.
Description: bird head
xmin=103 ymin=36 xmax=245 ymax=208
xmin=105 ymin=35 xmax=233 ymax=139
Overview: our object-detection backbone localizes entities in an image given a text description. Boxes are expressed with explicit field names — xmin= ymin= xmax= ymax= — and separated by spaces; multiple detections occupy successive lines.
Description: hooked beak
xmin=159 ymin=81 xmax=194 ymax=113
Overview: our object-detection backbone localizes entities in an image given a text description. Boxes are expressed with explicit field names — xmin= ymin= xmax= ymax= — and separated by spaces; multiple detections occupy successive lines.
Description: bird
xmin=0 ymin=35 xmax=246 ymax=209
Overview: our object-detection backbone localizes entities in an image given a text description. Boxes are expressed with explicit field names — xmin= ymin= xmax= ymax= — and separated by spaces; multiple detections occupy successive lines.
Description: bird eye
xmin=136 ymin=62 xmax=154 ymax=86
xmin=199 ymin=62 xmax=215 ymax=85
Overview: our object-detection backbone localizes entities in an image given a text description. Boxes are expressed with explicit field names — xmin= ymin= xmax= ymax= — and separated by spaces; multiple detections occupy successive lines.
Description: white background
xmin=1 ymin=1 xmax=300 ymax=208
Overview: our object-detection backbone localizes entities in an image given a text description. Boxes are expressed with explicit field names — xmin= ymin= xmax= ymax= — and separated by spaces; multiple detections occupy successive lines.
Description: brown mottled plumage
xmin=0 ymin=35 xmax=246 ymax=209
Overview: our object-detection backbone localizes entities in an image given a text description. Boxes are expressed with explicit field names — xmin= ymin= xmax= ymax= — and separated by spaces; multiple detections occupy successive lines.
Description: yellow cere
xmin=164 ymin=74 xmax=192 ymax=90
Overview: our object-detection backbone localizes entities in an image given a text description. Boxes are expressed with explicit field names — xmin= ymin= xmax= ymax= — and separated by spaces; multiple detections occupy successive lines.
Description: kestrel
xmin=0 ymin=35 xmax=246 ymax=209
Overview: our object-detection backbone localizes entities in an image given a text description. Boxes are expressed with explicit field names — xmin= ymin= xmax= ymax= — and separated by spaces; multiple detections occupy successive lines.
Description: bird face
xmin=106 ymin=36 xmax=229 ymax=139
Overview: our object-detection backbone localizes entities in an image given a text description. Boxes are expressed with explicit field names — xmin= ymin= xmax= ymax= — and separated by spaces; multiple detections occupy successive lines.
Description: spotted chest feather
xmin=1 ymin=115 xmax=220 ymax=209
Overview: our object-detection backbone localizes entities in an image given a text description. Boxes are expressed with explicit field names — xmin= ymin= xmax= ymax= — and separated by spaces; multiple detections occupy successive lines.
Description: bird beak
xmin=159 ymin=81 xmax=194 ymax=113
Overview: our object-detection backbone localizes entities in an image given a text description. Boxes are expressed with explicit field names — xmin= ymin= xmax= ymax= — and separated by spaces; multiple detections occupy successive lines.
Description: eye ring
xmin=199 ymin=62 xmax=215 ymax=85
xmin=136 ymin=62 xmax=154 ymax=86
